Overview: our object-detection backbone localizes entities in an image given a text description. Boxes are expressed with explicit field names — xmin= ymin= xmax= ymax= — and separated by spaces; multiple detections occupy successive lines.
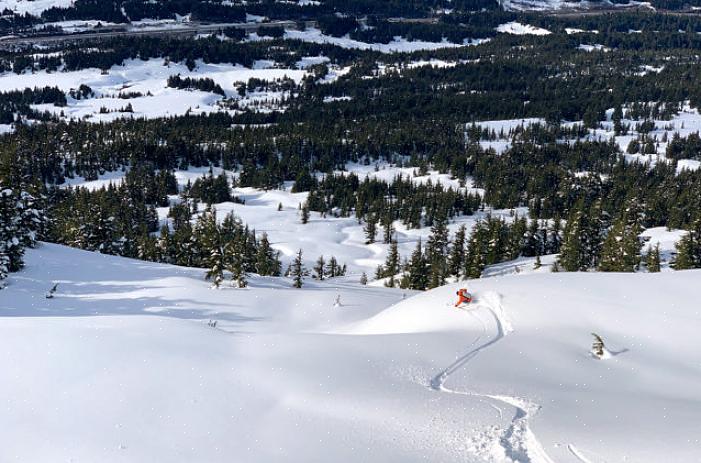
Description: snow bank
xmin=496 ymin=22 xmax=552 ymax=36
xmin=283 ymin=28 xmax=487 ymax=53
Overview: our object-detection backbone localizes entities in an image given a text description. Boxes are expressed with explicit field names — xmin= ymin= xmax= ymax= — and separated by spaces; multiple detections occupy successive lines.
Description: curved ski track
xmin=429 ymin=292 xmax=555 ymax=463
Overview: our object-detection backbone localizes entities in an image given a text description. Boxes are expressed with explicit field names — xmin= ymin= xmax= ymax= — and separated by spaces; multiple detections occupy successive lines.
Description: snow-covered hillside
xmin=1 ymin=243 xmax=699 ymax=462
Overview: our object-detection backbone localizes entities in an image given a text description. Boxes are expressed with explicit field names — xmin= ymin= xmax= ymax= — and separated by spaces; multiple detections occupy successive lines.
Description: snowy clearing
xmin=282 ymin=28 xmax=488 ymax=53
xmin=0 ymin=59 xmax=307 ymax=121
xmin=496 ymin=22 xmax=552 ymax=36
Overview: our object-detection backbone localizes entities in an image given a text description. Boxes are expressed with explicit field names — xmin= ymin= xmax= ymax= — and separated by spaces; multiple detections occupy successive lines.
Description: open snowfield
xmin=1 ymin=59 xmax=307 ymax=121
xmin=1 ymin=243 xmax=700 ymax=462
xmin=282 ymin=28 xmax=488 ymax=53
xmin=496 ymin=22 xmax=551 ymax=36
xmin=0 ymin=0 xmax=72 ymax=15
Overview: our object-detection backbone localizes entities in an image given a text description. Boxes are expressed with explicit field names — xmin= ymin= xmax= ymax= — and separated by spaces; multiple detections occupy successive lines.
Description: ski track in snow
xmin=567 ymin=444 xmax=594 ymax=463
xmin=429 ymin=292 xmax=555 ymax=463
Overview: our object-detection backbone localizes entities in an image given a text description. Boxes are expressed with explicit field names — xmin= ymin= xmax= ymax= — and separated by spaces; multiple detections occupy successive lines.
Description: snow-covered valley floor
xmin=1 ymin=243 xmax=700 ymax=462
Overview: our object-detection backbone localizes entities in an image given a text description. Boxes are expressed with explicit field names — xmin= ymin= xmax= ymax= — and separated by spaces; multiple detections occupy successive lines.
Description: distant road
xmin=0 ymin=20 xmax=318 ymax=47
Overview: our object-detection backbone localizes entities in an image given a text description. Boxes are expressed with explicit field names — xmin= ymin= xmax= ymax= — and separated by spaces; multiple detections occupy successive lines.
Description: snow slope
xmin=1 ymin=243 xmax=700 ymax=462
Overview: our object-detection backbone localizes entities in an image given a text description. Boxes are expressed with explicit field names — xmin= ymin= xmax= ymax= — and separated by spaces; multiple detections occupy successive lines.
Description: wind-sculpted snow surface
xmin=1 ymin=243 xmax=701 ymax=462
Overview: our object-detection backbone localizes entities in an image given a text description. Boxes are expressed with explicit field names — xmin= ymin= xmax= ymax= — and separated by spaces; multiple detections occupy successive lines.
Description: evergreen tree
xmin=646 ymin=243 xmax=661 ymax=272
xmin=426 ymin=216 xmax=449 ymax=288
xmin=359 ymin=272 xmax=368 ymax=285
xmin=558 ymin=202 xmax=589 ymax=272
xmin=364 ymin=215 xmax=377 ymax=244
xmin=325 ymin=256 xmax=340 ymax=278
xmin=256 ymin=233 xmax=281 ymax=276
xmin=290 ymin=249 xmax=305 ymax=288
xmin=381 ymin=213 xmax=394 ymax=244
xmin=599 ymin=202 xmax=643 ymax=273
xmin=464 ymin=221 xmax=487 ymax=279
xmin=447 ymin=224 xmax=466 ymax=278
xmin=380 ymin=240 xmax=401 ymax=287
xmin=301 ymin=203 xmax=310 ymax=224
xmin=404 ymin=239 xmax=429 ymax=290
xmin=206 ymin=245 xmax=225 ymax=288
xmin=314 ymin=255 xmax=326 ymax=280
xmin=674 ymin=218 xmax=701 ymax=269
xmin=224 ymin=239 xmax=247 ymax=288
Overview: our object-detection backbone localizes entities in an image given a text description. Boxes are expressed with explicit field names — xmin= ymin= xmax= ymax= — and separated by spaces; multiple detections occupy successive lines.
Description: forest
xmin=3 ymin=7 xmax=701 ymax=287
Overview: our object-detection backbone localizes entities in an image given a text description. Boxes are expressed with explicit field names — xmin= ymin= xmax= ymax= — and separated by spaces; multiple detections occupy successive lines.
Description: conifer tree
xmin=301 ymin=203 xmax=310 ymax=224
xmin=447 ymin=224 xmax=466 ymax=278
xmin=206 ymin=245 xmax=225 ymax=288
xmin=364 ymin=215 xmax=377 ymax=244
xmin=290 ymin=249 xmax=305 ymax=288
xmin=256 ymin=233 xmax=281 ymax=276
xmin=674 ymin=219 xmax=701 ymax=269
xmin=405 ymin=239 xmax=429 ymax=290
xmin=380 ymin=240 xmax=401 ymax=287
xmin=599 ymin=202 xmax=643 ymax=272
xmin=314 ymin=255 xmax=326 ymax=280
xmin=224 ymin=239 xmax=247 ymax=288
xmin=558 ymin=202 xmax=589 ymax=272
xmin=360 ymin=272 xmax=368 ymax=285
xmin=382 ymin=213 xmax=394 ymax=244
xmin=426 ymin=216 xmax=449 ymax=288
xmin=646 ymin=243 xmax=661 ymax=272
xmin=325 ymin=256 xmax=339 ymax=278
xmin=464 ymin=221 xmax=487 ymax=279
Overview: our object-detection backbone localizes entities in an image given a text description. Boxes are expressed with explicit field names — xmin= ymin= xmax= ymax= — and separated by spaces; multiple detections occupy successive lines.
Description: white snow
xmin=2 ymin=243 xmax=700 ymax=462
xmin=676 ymin=158 xmax=701 ymax=173
xmin=283 ymin=28 xmax=488 ymax=54
xmin=577 ymin=44 xmax=610 ymax=52
xmin=0 ymin=59 xmax=308 ymax=121
xmin=0 ymin=0 xmax=73 ymax=15
xmin=496 ymin=22 xmax=552 ymax=36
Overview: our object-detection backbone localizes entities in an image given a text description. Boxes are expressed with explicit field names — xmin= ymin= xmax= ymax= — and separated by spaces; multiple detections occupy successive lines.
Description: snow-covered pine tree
xmin=380 ymin=240 xmax=400 ymax=287
xmin=557 ymin=202 xmax=588 ymax=272
xmin=599 ymin=200 xmax=643 ymax=272
xmin=256 ymin=233 xmax=281 ymax=276
xmin=426 ymin=216 xmax=449 ymax=289
xmin=674 ymin=218 xmax=701 ymax=269
xmin=314 ymin=255 xmax=325 ymax=280
xmin=224 ymin=239 xmax=247 ymax=288
xmin=290 ymin=249 xmax=305 ymax=288
xmin=300 ymin=203 xmax=310 ymax=224
xmin=381 ymin=213 xmax=394 ymax=244
xmin=404 ymin=239 xmax=429 ymax=290
xmin=447 ymin=224 xmax=466 ymax=278
xmin=359 ymin=272 xmax=368 ymax=285
xmin=464 ymin=221 xmax=487 ymax=279
xmin=506 ymin=216 xmax=528 ymax=261
xmin=325 ymin=256 xmax=339 ymax=278
xmin=206 ymin=245 xmax=225 ymax=288
xmin=364 ymin=215 xmax=377 ymax=244
xmin=646 ymin=243 xmax=661 ymax=272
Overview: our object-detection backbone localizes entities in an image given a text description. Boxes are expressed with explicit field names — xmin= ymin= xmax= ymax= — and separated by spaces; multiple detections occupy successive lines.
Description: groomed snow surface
xmin=1 ymin=243 xmax=700 ymax=462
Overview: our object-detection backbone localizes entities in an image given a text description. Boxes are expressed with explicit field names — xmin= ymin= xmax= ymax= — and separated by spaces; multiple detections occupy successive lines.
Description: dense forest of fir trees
xmin=4 ymin=11 xmax=701 ymax=287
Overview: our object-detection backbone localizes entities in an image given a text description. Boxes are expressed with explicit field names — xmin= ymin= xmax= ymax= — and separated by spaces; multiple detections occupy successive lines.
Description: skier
xmin=454 ymin=288 xmax=472 ymax=308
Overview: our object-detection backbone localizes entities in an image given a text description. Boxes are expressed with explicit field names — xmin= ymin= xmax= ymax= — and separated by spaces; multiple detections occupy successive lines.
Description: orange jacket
xmin=455 ymin=289 xmax=472 ymax=306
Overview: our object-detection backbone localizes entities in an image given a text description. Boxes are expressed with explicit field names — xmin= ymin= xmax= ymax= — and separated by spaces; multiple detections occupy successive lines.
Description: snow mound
xmin=346 ymin=287 xmax=507 ymax=335
xmin=496 ymin=22 xmax=552 ymax=36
